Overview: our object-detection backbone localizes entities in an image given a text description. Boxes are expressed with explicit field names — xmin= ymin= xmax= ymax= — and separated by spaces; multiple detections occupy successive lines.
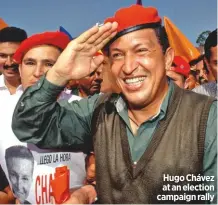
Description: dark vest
xmin=91 ymin=84 xmax=215 ymax=204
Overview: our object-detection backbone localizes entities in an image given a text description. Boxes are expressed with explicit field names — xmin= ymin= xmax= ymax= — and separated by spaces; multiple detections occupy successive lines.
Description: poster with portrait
xmin=0 ymin=96 xmax=86 ymax=204
xmin=0 ymin=142 xmax=86 ymax=204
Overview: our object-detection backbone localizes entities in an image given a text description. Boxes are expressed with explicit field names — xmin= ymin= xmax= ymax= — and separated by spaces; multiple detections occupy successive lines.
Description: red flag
xmin=136 ymin=0 xmax=142 ymax=5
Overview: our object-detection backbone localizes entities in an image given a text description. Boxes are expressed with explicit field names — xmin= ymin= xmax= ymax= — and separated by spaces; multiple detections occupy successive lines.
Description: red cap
xmin=104 ymin=5 xmax=161 ymax=45
xmin=14 ymin=31 xmax=70 ymax=63
xmin=173 ymin=56 xmax=190 ymax=77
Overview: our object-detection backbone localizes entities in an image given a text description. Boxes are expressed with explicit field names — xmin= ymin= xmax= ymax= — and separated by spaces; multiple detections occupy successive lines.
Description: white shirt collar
xmin=0 ymin=75 xmax=5 ymax=88
xmin=0 ymin=75 xmax=23 ymax=93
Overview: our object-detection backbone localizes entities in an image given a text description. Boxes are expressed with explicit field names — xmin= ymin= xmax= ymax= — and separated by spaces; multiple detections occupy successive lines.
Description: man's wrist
xmin=46 ymin=69 xmax=69 ymax=87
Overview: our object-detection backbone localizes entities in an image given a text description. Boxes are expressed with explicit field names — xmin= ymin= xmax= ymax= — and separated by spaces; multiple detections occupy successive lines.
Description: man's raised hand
xmin=47 ymin=22 xmax=118 ymax=86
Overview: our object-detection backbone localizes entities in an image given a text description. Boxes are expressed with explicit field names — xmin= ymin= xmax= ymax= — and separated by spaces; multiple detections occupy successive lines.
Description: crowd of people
xmin=0 ymin=2 xmax=217 ymax=204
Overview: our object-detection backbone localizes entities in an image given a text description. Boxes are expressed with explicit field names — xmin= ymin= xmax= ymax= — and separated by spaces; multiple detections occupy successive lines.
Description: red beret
xmin=104 ymin=5 xmax=161 ymax=45
xmin=14 ymin=31 xmax=70 ymax=63
xmin=173 ymin=56 xmax=190 ymax=77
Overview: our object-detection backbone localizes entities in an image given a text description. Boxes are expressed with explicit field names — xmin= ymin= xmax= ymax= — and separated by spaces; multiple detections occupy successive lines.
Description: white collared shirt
xmin=0 ymin=75 xmax=23 ymax=98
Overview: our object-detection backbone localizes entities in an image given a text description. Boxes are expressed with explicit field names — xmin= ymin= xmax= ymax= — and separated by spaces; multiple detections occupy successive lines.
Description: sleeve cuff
xmin=31 ymin=75 xmax=65 ymax=101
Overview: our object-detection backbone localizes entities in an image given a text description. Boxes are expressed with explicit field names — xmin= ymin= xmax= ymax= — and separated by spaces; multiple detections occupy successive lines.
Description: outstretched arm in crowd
xmin=12 ymin=22 xmax=118 ymax=150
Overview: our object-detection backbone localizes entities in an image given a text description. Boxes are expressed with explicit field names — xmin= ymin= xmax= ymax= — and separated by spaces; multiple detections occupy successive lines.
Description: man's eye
xmin=111 ymin=53 xmax=123 ymax=59
xmin=22 ymin=177 xmax=29 ymax=181
xmin=45 ymin=63 xmax=54 ymax=67
xmin=25 ymin=61 xmax=35 ymax=65
xmin=0 ymin=54 xmax=7 ymax=58
xmin=10 ymin=173 xmax=16 ymax=177
xmin=89 ymin=70 xmax=96 ymax=77
xmin=137 ymin=48 xmax=149 ymax=53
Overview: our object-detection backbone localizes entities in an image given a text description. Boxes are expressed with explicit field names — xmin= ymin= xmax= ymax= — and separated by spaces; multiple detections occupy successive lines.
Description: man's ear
xmin=164 ymin=47 xmax=174 ymax=70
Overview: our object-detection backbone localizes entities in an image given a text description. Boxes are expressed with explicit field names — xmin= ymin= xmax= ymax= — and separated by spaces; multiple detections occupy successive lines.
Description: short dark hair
xmin=104 ymin=26 xmax=170 ymax=55
xmin=5 ymin=145 xmax=34 ymax=167
xmin=204 ymin=29 xmax=217 ymax=60
xmin=154 ymin=26 xmax=170 ymax=53
xmin=0 ymin=27 xmax=27 ymax=43
xmin=189 ymin=55 xmax=204 ymax=67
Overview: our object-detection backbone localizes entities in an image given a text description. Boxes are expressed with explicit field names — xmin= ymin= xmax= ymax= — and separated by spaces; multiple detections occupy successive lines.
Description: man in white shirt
xmin=0 ymin=27 xmax=27 ymax=96
xmin=193 ymin=29 xmax=217 ymax=98
xmin=0 ymin=31 xmax=86 ymax=204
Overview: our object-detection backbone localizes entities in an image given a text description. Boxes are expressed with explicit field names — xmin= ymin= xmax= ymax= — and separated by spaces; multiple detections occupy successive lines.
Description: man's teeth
xmin=125 ymin=77 xmax=146 ymax=84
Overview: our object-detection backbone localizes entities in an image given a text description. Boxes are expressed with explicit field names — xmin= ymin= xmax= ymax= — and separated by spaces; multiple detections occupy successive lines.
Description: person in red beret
xmin=13 ymin=31 xmax=70 ymax=89
xmin=166 ymin=56 xmax=190 ymax=88
xmin=0 ymin=31 xmax=88 ymax=204
xmin=12 ymin=4 xmax=217 ymax=204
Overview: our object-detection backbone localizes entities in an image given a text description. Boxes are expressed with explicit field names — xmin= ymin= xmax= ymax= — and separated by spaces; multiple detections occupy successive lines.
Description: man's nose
xmin=33 ymin=65 xmax=44 ymax=78
xmin=122 ymin=54 xmax=139 ymax=75
xmin=5 ymin=56 xmax=14 ymax=66
xmin=14 ymin=177 xmax=22 ymax=191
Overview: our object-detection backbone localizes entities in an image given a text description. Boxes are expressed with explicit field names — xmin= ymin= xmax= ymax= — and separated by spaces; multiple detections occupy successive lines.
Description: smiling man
xmin=14 ymin=31 xmax=70 ymax=90
xmin=0 ymin=27 xmax=27 ymax=96
xmin=193 ymin=29 xmax=217 ymax=98
xmin=12 ymin=4 xmax=217 ymax=204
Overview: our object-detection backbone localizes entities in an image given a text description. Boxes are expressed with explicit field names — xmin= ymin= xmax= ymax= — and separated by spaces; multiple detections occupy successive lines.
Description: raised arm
xmin=12 ymin=76 xmax=100 ymax=151
xmin=12 ymin=22 xmax=118 ymax=151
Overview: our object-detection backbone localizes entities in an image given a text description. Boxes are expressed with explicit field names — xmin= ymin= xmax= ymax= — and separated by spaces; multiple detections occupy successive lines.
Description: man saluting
xmin=12 ymin=4 xmax=216 ymax=204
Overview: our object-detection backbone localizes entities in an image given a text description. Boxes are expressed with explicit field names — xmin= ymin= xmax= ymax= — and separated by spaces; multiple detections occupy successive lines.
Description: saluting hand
xmin=47 ymin=22 xmax=118 ymax=86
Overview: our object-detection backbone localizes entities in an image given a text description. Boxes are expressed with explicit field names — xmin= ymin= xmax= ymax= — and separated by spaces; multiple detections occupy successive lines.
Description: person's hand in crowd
xmin=85 ymin=153 xmax=96 ymax=185
xmin=51 ymin=185 xmax=97 ymax=204
xmin=166 ymin=69 xmax=185 ymax=88
xmin=0 ymin=186 xmax=16 ymax=204
xmin=46 ymin=22 xmax=118 ymax=86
